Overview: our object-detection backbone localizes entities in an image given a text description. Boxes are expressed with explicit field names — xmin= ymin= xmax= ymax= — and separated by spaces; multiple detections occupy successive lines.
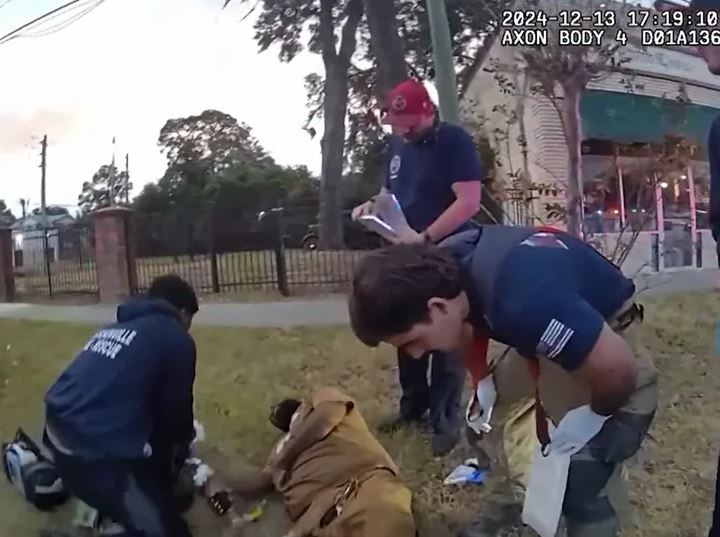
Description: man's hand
xmin=351 ymin=200 xmax=374 ymax=221
xmin=389 ymin=228 xmax=427 ymax=245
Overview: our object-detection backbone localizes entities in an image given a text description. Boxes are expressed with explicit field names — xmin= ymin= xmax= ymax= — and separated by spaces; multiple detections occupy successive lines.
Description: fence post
xmin=273 ymin=209 xmax=290 ymax=297
xmin=93 ymin=207 xmax=137 ymax=303
xmin=0 ymin=228 xmax=15 ymax=302
xmin=209 ymin=206 xmax=220 ymax=294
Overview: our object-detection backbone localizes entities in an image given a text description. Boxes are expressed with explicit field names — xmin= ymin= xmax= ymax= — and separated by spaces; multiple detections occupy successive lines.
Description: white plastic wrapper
xmin=522 ymin=443 xmax=571 ymax=537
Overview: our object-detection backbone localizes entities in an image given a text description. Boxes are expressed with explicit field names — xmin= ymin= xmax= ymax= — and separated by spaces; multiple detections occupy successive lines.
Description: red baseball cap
xmin=380 ymin=79 xmax=436 ymax=127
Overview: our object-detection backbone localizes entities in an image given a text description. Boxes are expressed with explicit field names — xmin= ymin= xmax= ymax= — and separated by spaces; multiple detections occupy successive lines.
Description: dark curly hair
xmin=349 ymin=243 xmax=463 ymax=347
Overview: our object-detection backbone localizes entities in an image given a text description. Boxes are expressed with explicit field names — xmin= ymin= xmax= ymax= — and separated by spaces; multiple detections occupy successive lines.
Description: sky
xmin=0 ymin=0 xmax=323 ymax=217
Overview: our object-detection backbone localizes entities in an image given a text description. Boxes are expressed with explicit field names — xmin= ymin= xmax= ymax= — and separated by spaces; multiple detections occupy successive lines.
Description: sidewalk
xmin=0 ymin=269 xmax=716 ymax=328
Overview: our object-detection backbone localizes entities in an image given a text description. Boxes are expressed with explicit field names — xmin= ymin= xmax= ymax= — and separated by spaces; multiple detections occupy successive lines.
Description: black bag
xmin=2 ymin=428 xmax=69 ymax=510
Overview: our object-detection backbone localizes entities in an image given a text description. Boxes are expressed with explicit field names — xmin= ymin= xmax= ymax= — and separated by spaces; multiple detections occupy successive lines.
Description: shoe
xmin=431 ymin=430 xmax=460 ymax=457
xmin=377 ymin=413 xmax=426 ymax=434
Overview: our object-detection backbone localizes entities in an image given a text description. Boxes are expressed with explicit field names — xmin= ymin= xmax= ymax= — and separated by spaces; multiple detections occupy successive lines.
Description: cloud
xmin=0 ymin=110 xmax=76 ymax=153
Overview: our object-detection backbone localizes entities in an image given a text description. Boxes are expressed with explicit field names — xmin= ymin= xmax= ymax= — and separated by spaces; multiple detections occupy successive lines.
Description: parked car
xmin=301 ymin=212 xmax=383 ymax=251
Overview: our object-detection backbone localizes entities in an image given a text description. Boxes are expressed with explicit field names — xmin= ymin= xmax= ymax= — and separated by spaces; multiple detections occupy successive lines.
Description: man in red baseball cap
xmin=351 ymin=78 xmax=484 ymax=456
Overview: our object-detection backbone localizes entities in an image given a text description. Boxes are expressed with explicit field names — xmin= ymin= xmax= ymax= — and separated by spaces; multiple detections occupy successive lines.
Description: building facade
xmin=463 ymin=42 xmax=720 ymax=274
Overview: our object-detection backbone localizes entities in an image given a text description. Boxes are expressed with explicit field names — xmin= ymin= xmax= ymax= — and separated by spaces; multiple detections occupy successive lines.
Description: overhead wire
xmin=19 ymin=1 xmax=106 ymax=38
xmin=0 ymin=0 xmax=107 ymax=46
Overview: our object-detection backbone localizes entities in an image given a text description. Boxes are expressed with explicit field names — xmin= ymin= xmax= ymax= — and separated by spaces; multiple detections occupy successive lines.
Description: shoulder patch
xmin=520 ymin=232 xmax=568 ymax=250
xmin=536 ymin=319 xmax=574 ymax=359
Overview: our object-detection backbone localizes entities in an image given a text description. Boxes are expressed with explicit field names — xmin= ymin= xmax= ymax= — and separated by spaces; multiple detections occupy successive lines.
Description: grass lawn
xmin=0 ymin=291 xmax=719 ymax=536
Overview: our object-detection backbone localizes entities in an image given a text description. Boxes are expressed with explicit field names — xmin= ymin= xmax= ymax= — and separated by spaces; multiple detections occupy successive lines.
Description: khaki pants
xmin=490 ymin=316 xmax=658 ymax=537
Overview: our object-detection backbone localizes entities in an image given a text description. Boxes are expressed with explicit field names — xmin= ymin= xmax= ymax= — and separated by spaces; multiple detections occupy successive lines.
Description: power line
xmin=0 ymin=0 xmax=107 ymax=46
xmin=20 ymin=1 xmax=105 ymax=39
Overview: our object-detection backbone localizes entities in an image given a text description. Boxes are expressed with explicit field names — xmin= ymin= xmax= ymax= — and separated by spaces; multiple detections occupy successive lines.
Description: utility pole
xmin=40 ymin=135 xmax=47 ymax=217
xmin=425 ymin=0 xmax=460 ymax=125
xmin=124 ymin=153 xmax=130 ymax=204
xmin=40 ymin=134 xmax=53 ymax=296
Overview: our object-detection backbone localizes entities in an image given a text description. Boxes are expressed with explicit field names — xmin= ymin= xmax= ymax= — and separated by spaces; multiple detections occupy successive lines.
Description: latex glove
xmin=465 ymin=376 xmax=497 ymax=434
xmin=548 ymin=405 xmax=610 ymax=456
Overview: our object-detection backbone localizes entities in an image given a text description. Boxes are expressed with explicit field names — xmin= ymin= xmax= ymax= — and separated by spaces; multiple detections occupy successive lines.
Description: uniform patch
xmin=520 ymin=232 xmax=568 ymax=249
xmin=389 ymin=155 xmax=402 ymax=177
xmin=537 ymin=319 xmax=574 ymax=359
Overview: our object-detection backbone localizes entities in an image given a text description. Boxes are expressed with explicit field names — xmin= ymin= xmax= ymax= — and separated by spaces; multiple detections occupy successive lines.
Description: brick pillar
xmin=93 ymin=207 xmax=137 ymax=303
xmin=0 ymin=228 xmax=15 ymax=302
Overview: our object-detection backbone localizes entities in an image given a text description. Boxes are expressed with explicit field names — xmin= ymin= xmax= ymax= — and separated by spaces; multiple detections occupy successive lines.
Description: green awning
xmin=580 ymin=89 xmax=719 ymax=147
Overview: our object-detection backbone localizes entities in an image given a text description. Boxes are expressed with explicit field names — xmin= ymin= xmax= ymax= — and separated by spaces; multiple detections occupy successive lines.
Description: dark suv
xmin=301 ymin=212 xmax=383 ymax=251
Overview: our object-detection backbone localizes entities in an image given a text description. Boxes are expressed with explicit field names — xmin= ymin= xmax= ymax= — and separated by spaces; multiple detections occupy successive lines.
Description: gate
xmin=132 ymin=205 xmax=376 ymax=297
xmin=14 ymin=222 xmax=98 ymax=299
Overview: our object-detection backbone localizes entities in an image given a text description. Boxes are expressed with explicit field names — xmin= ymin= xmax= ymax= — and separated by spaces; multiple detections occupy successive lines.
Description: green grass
xmin=0 ymin=292 xmax=719 ymax=535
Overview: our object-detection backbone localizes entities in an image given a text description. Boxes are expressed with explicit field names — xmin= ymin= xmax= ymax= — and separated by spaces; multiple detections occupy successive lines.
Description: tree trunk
xmin=363 ymin=0 xmax=407 ymax=99
xmin=319 ymin=61 xmax=351 ymax=250
xmin=560 ymin=82 xmax=585 ymax=238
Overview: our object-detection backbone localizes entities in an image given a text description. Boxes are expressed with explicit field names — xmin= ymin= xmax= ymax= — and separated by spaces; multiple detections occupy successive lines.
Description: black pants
xmin=49 ymin=446 xmax=192 ymax=537
xmin=397 ymin=350 xmax=465 ymax=436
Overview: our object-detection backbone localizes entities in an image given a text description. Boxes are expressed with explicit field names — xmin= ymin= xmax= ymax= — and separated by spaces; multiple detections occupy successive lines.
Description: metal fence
xmin=132 ymin=205 xmax=381 ymax=297
xmin=13 ymin=222 xmax=98 ymax=299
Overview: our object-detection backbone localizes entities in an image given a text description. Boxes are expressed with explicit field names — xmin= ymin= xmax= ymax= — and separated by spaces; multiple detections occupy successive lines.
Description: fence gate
xmin=13 ymin=222 xmax=98 ymax=299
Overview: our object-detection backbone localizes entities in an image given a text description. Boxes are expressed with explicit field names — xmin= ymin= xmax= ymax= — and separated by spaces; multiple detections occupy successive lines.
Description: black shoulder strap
xmin=469 ymin=225 xmax=536 ymax=313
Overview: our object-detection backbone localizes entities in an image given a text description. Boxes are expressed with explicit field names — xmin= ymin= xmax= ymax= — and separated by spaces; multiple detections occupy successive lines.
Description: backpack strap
xmin=470 ymin=225 xmax=566 ymax=453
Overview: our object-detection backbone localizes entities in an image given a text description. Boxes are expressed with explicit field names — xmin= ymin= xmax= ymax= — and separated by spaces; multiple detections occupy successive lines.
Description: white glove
xmin=191 ymin=420 xmax=205 ymax=447
xmin=465 ymin=376 xmax=497 ymax=434
xmin=548 ymin=405 xmax=610 ymax=456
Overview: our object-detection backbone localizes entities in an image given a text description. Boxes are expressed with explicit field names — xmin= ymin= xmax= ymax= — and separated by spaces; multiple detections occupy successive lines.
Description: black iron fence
xmin=13 ymin=222 xmax=98 ymax=299
xmin=133 ymin=205 xmax=381 ymax=296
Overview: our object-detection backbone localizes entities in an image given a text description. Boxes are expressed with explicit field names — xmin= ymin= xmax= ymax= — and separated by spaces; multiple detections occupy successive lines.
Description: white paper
xmin=358 ymin=214 xmax=398 ymax=239
xmin=522 ymin=443 xmax=571 ymax=537
xmin=356 ymin=193 xmax=416 ymax=242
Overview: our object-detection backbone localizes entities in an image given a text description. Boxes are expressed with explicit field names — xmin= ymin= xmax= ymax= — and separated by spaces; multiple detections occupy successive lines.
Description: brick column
xmin=93 ymin=207 xmax=137 ymax=303
xmin=0 ymin=228 xmax=15 ymax=302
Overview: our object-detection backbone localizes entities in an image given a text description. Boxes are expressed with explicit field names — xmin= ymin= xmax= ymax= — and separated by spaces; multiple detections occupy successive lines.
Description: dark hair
xmin=270 ymin=399 xmax=302 ymax=432
xmin=148 ymin=275 xmax=199 ymax=315
xmin=349 ymin=243 xmax=463 ymax=347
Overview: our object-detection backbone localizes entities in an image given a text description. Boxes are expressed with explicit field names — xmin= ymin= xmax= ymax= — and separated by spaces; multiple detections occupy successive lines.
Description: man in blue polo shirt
xmin=352 ymin=78 xmax=483 ymax=455
xmin=348 ymin=226 xmax=658 ymax=537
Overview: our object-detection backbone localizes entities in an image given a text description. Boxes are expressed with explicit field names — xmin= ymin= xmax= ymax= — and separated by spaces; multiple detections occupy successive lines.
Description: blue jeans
xmin=397 ymin=350 xmax=465 ymax=436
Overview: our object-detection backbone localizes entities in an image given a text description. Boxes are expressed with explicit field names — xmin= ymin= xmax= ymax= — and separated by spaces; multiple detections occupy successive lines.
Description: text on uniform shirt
xmin=83 ymin=328 xmax=138 ymax=360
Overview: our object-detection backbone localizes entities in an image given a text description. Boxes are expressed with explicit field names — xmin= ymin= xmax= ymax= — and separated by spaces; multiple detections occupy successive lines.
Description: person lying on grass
xmin=207 ymin=387 xmax=417 ymax=537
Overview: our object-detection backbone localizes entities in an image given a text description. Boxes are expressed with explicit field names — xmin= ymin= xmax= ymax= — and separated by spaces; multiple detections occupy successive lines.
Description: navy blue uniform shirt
xmin=384 ymin=121 xmax=483 ymax=236
xmin=708 ymin=114 xmax=720 ymax=265
xmin=45 ymin=297 xmax=196 ymax=459
xmin=457 ymin=229 xmax=635 ymax=371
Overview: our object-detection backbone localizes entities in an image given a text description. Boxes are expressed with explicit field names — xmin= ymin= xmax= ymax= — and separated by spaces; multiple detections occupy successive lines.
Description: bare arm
xmin=425 ymin=181 xmax=482 ymax=241
xmin=207 ymin=466 xmax=274 ymax=498
xmin=569 ymin=323 xmax=638 ymax=416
